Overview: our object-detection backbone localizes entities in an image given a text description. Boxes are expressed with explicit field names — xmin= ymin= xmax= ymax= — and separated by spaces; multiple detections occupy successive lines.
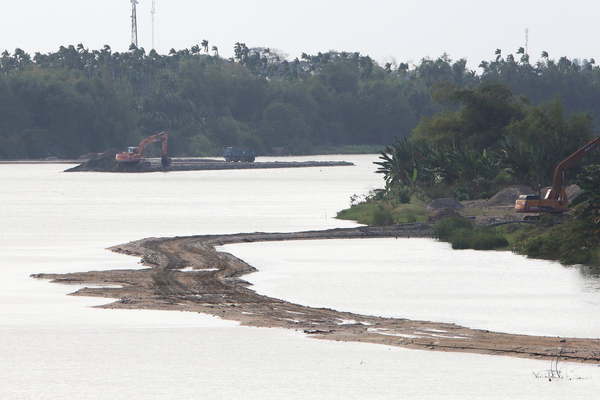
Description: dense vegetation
xmin=5 ymin=41 xmax=600 ymax=265
xmin=2 ymin=43 xmax=600 ymax=159
xmin=376 ymin=82 xmax=597 ymax=196
xmin=430 ymin=209 xmax=600 ymax=266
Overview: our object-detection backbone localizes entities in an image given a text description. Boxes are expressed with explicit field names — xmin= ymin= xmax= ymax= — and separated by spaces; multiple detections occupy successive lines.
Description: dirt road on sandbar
xmin=32 ymin=225 xmax=600 ymax=364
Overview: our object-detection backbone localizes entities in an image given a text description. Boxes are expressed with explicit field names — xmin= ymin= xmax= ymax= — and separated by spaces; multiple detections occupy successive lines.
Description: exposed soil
xmin=32 ymin=224 xmax=600 ymax=364
xmin=65 ymin=151 xmax=353 ymax=172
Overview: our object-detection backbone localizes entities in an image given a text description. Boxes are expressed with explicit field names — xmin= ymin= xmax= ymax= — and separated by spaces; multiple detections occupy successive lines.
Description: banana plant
xmin=571 ymin=165 xmax=600 ymax=234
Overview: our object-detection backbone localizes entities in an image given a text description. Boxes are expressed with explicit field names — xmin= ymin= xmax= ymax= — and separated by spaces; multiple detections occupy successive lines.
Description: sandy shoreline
xmin=33 ymin=225 xmax=600 ymax=364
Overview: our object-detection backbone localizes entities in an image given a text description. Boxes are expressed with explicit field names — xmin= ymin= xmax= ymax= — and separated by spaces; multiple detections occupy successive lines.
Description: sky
xmin=1 ymin=0 xmax=598 ymax=71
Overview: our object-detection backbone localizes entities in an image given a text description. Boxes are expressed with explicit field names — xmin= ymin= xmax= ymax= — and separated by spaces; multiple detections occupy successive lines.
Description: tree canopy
xmin=1 ymin=44 xmax=600 ymax=159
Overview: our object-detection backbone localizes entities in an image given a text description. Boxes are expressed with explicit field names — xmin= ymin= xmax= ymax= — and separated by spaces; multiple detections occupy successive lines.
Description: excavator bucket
xmin=161 ymin=156 xmax=171 ymax=169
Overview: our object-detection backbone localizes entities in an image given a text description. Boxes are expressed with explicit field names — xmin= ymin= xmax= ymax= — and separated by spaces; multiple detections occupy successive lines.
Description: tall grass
xmin=432 ymin=217 xmax=508 ymax=250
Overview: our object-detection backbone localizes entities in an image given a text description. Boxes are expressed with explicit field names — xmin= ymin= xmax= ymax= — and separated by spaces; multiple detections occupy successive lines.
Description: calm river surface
xmin=2 ymin=155 xmax=600 ymax=399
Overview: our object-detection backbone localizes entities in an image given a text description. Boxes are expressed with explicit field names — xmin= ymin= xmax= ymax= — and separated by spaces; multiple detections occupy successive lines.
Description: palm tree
xmin=233 ymin=42 xmax=249 ymax=64
xmin=201 ymin=39 xmax=209 ymax=54
xmin=479 ymin=60 xmax=489 ymax=74
xmin=375 ymin=137 xmax=427 ymax=187
xmin=211 ymin=46 xmax=219 ymax=57
xmin=571 ymin=165 xmax=600 ymax=233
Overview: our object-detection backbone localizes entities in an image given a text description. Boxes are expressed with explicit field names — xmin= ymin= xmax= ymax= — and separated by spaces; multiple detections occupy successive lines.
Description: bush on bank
xmin=432 ymin=213 xmax=600 ymax=266
xmin=506 ymin=217 xmax=600 ymax=266
xmin=431 ymin=217 xmax=509 ymax=250
xmin=338 ymin=183 xmax=600 ymax=266
xmin=337 ymin=183 xmax=431 ymax=226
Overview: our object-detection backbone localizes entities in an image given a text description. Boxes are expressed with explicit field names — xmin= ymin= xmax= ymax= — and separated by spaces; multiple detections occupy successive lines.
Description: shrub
xmin=395 ymin=209 xmax=418 ymax=224
xmin=536 ymin=213 xmax=557 ymax=228
xmin=388 ymin=185 xmax=412 ymax=204
xmin=449 ymin=227 xmax=474 ymax=249
xmin=452 ymin=187 xmax=474 ymax=201
xmin=478 ymin=190 xmax=499 ymax=199
xmin=467 ymin=231 xmax=509 ymax=250
xmin=494 ymin=170 xmax=514 ymax=185
xmin=371 ymin=204 xmax=395 ymax=226
xmin=475 ymin=178 xmax=495 ymax=192
xmin=360 ymin=184 xmax=412 ymax=206
xmin=522 ymin=232 xmax=561 ymax=260
xmin=433 ymin=217 xmax=508 ymax=250
xmin=432 ymin=217 xmax=474 ymax=241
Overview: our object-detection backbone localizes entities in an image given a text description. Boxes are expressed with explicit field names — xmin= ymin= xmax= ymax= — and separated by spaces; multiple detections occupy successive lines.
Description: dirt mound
xmin=425 ymin=198 xmax=464 ymax=211
xmin=65 ymin=148 xmax=119 ymax=172
xmin=566 ymin=184 xmax=583 ymax=201
xmin=485 ymin=186 xmax=535 ymax=206
xmin=66 ymin=149 xmax=153 ymax=172
xmin=426 ymin=209 xmax=464 ymax=223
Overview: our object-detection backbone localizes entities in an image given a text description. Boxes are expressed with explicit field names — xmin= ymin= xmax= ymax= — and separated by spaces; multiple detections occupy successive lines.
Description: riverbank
xmin=0 ymin=154 xmax=354 ymax=171
xmin=33 ymin=225 xmax=600 ymax=364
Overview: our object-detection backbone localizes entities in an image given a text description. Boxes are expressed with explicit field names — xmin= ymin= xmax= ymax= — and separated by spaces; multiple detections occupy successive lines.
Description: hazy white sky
xmin=1 ymin=0 xmax=598 ymax=70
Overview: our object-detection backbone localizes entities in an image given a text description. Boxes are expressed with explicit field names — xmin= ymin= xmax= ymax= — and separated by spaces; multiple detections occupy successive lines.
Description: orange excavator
xmin=116 ymin=131 xmax=171 ymax=169
xmin=515 ymin=134 xmax=600 ymax=214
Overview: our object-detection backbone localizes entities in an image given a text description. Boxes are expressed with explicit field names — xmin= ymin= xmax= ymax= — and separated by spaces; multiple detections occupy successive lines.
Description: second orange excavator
xmin=116 ymin=131 xmax=171 ymax=169
xmin=515 ymin=134 xmax=600 ymax=214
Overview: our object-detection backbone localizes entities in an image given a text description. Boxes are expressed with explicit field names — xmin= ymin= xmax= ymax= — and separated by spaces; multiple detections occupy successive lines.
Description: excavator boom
xmin=116 ymin=132 xmax=170 ymax=168
xmin=516 ymin=133 xmax=600 ymax=213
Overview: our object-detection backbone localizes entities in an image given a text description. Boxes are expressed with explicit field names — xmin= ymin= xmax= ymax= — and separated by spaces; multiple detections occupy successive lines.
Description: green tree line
xmin=376 ymin=81 xmax=596 ymax=197
xmin=1 ymin=43 xmax=599 ymax=159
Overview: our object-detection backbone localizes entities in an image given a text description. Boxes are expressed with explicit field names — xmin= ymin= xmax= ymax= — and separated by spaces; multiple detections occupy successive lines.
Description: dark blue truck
xmin=223 ymin=147 xmax=257 ymax=162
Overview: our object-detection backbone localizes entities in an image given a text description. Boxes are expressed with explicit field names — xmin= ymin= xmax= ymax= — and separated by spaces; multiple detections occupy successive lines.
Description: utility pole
xmin=151 ymin=1 xmax=156 ymax=50
xmin=131 ymin=0 xmax=139 ymax=48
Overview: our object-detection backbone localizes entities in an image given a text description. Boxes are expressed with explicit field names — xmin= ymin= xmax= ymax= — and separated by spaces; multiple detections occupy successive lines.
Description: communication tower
xmin=131 ymin=0 xmax=139 ymax=47
xmin=151 ymin=1 xmax=156 ymax=49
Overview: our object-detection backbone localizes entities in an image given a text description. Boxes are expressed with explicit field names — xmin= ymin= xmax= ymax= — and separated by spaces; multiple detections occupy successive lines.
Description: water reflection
xmin=3 ymin=159 xmax=600 ymax=399
xmin=222 ymin=237 xmax=600 ymax=338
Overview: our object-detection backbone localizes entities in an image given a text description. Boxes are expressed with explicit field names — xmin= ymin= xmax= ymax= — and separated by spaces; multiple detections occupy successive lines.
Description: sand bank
xmin=32 ymin=225 xmax=600 ymax=364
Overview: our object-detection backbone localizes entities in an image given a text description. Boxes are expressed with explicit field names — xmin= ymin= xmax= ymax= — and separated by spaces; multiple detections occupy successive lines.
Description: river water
xmin=1 ymin=155 xmax=600 ymax=399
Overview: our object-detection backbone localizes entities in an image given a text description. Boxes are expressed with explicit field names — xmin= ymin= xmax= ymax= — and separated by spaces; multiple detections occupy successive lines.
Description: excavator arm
xmin=135 ymin=132 xmax=168 ymax=158
xmin=516 ymin=133 xmax=600 ymax=214
xmin=116 ymin=131 xmax=170 ymax=168
xmin=545 ymin=134 xmax=600 ymax=202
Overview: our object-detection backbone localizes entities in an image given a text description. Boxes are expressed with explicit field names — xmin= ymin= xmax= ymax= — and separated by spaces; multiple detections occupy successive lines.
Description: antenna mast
xmin=131 ymin=0 xmax=139 ymax=47
xmin=525 ymin=28 xmax=529 ymax=55
xmin=151 ymin=1 xmax=156 ymax=49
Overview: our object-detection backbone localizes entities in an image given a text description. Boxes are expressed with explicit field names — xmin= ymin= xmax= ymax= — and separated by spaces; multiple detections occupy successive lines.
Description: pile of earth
xmin=425 ymin=198 xmax=464 ymax=211
xmin=484 ymin=185 xmax=535 ymax=206
xmin=65 ymin=149 xmax=150 ymax=172
xmin=484 ymin=184 xmax=582 ymax=206
xmin=425 ymin=209 xmax=464 ymax=223
xmin=422 ymin=186 xmax=540 ymax=212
